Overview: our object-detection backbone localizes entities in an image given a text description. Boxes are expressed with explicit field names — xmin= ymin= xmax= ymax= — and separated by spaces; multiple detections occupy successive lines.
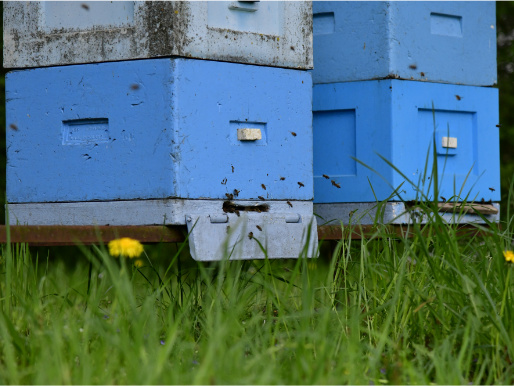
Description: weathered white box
xmin=3 ymin=1 xmax=313 ymax=69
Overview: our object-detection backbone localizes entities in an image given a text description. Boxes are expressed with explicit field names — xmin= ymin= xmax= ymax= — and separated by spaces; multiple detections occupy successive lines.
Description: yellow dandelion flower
xmin=504 ymin=250 xmax=514 ymax=263
xmin=108 ymin=238 xmax=144 ymax=259
xmin=134 ymin=259 xmax=144 ymax=268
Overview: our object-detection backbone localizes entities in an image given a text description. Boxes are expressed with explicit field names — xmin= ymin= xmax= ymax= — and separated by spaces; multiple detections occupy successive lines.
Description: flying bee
xmin=248 ymin=232 xmax=254 ymax=239
xmin=455 ymin=95 xmax=462 ymax=101
xmin=322 ymin=174 xmax=330 ymax=179
xmin=287 ymin=201 xmax=293 ymax=208
xmin=256 ymin=225 xmax=263 ymax=231
xmin=331 ymin=180 xmax=341 ymax=188
xmin=258 ymin=196 xmax=265 ymax=201
xmin=225 ymin=193 xmax=234 ymax=200
xmin=221 ymin=178 xmax=227 ymax=185
xmin=349 ymin=209 xmax=358 ymax=217
xmin=235 ymin=210 xmax=240 ymax=217
xmin=233 ymin=189 xmax=240 ymax=197
xmin=489 ymin=187 xmax=495 ymax=192
xmin=280 ymin=177 xmax=285 ymax=181
xmin=290 ymin=131 xmax=297 ymax=137
xmin=420 ymin=72 xmax=425 ymax=77
xmin=9 ymin=123 xmax=18 ymax=131
xmin=231 ymin=165 xmax=234 ymax=173
xmin=409 ymin=64 xmax=417 ymax=70
xmin=440 ymin=196 xmax=446 ymax=202
xmin=298 ymin=182 xmax=304 ymax=187
xmin=130 ymin=83 xmax=140 ymax=90
xmin=81 ymin=3 xmax=90 ymax=10
xmin=261 ymin=184 xmax=266 ymax=190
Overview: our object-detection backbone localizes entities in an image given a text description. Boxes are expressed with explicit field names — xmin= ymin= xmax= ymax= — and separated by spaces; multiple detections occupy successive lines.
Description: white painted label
xmin=442 ymin=136 xmax=458 ymax=149
xmin=237 ymin=128 xmax=262 ymax=141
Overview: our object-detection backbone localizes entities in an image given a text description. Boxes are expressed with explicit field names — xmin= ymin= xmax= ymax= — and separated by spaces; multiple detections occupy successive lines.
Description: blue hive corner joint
xmin=312 ymin=1 xmax=497 ymax=86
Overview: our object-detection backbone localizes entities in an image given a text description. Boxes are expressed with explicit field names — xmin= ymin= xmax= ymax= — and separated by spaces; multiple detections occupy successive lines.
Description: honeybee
xmin=231 ymin=165 xmax=234 ymax=173
xmin=440 ymin=196 xmax=446 ymax=202
xmin=455 ymin=95 xmax=462 ymax=101
xmin=420 ymin=72 xmax=425 ymax=77
xmin=221 ymin=178 xmax=227 ymax=185
xmin=261 ymin=184 xmax=266 ymax=190
xmin=256 ymin=225 xmax=263 ymax=231
xmin=130 ymin=84 xmax=140 ymax=90
xmin=496 ymin=124 xmax=502 ymax=128
xmin=409 ymin=64 xmax=417 ymax=70
xmin=225 ymin=193 xmax=234 ymax=200
xmin=233 ymin=189 xmax=240 ymax=197
xmin=280 ymin=177 xmax=285 ymax=181
xmin=258 ymin=196 xmax=265 ymax=201
xmin=489 ymin=187 xmax=495 ymax=192
xmin=331 ymin=180 xmax=341 ymax=188
xmin=287 ymin=201 xmax=293 ymax=208
xmin=290 ymin=131 xmax=297 ymax=137
xmin=9 ymin=123 xmax=18 ymax=131
xmin=81 ymin=3 xmax=90 ymax=10
xmin=248 ymin=232 xmax=254 ymax=239
xmin=298 ymin=182 xmax=304 ymax=187
xmin=322 ymin=174 xmax=330 ymax=179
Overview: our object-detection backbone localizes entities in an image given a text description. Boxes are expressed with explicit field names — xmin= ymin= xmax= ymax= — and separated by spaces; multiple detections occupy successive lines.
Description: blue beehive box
xmin=6 ymin=58 xmax=313 ymax=204
xmin=313 ymin=79 xmax=500 ymax=204
xmin=312 ymin=1 xmax=496 ymax=86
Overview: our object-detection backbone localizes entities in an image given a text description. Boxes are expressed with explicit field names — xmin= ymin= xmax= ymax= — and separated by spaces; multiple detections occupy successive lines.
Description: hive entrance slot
xmin=223 ymin=201 xmax=269 ymax=216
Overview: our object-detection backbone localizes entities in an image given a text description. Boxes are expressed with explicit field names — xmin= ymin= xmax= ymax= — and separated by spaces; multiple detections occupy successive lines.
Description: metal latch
xmin=228 ymin=1 xmax=259 ymax=12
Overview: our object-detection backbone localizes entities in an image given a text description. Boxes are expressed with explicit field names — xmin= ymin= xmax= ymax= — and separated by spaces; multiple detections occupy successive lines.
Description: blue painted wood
xmin=6 ymin=58 xmax=313 ymax=203
xmin=312 ymin=1 xmax=497 ymax=86
xmin=313 ymin=79 xmax=500 ymax=203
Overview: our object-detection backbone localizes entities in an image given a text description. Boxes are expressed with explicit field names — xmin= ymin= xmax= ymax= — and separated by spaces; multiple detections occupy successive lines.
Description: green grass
xmin=1 ymin=203 xmax=514 ymax=384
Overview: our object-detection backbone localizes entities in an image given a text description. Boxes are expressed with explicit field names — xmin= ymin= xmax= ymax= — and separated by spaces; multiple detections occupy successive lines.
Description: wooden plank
xmin=317 ymin=223 xmax=493 ymax=241
xmin=0 ymin=223 xmax=494 ymax=246
xmin=317 ymin=225 xmax=409 ymax=240
xmin=437 ymin=202 xmax=499 ymax=215
xmin=0 ymin=225 xmax=186 ymax=246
